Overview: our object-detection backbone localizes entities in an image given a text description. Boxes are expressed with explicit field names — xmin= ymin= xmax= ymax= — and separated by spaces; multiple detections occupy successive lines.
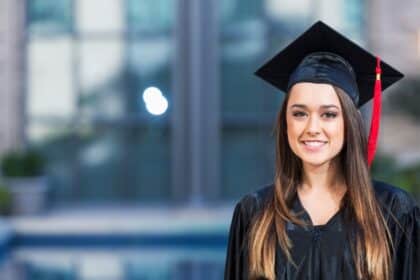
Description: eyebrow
xmin=289 ymin=104 xmax=340 ymax=110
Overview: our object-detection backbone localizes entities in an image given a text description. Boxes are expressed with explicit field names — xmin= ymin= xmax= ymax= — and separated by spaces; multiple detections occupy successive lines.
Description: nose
xmin=305 ymin=115 xmax=321 ymax=136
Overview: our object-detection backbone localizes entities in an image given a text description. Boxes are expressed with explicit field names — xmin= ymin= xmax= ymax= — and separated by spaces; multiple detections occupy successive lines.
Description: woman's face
xmin=286 ymin=82 xmax=345 ymax=167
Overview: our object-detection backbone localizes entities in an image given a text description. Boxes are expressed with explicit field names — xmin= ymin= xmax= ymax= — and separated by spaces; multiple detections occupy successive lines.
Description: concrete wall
xmin=367 ymin=0 xmax=420 ymax=165
xmin=368 ymin=0 xmax=420 ymax=75
xmin=0 ymin=0 xmax=25 ymax=156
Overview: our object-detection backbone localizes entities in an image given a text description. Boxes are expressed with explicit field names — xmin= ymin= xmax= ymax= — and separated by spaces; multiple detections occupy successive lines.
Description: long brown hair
xmin=248 ymin=86 xmax=393 ymax=280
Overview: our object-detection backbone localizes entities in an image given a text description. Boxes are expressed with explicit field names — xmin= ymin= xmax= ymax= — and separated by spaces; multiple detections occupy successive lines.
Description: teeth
xmin=303 ymin=141 xmax=326 ymax=147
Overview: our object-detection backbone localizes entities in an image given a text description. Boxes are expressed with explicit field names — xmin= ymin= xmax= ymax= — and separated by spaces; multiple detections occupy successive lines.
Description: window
xmin=26 ymin=0 xmax=175 ymax=203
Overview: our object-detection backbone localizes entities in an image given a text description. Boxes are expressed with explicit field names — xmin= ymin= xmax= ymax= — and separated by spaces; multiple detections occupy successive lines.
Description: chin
xmin=301 ymin=158 xmax=331 ymax=167
xmin=298 ymin=152 xmax=340 ymax=167
xmin=295 ymin=151 xmax=330 ymax=165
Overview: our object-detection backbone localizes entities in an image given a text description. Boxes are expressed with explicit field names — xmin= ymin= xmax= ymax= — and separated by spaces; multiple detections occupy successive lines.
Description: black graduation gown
xmin=224 ymin=180 xmax=420 ymax=280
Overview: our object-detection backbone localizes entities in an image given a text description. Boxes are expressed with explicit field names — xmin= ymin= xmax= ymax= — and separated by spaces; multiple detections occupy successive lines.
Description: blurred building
xmin=368 ymin=0 xmax=420 ymax=166
xmin=0 ymin=0 xmax=25 ymax=154
xmin=0 ymin=0 xmax=418 ymax=207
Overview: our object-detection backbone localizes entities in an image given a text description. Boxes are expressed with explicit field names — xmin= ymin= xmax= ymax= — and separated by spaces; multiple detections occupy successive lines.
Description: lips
xmin=300 ymin=140 xmax=328 ymax=151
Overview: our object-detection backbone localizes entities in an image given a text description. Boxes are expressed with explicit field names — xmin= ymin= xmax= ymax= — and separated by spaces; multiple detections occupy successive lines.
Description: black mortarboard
xmin=254 ymin=21 xmax=405 ymax=167
xmin=254 ymin=21 xmax=404 ymax=108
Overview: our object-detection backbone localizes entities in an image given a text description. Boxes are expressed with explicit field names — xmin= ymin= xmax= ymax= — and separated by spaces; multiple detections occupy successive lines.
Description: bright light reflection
xmin=142 ymin=87 xmax=168 ymax=116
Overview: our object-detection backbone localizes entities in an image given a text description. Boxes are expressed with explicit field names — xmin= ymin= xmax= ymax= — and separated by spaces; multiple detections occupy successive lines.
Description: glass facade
xmin=26 ymin=0 xmax=174 ymax=203
xmin=25 ymin=0 xmax=365 ymax=203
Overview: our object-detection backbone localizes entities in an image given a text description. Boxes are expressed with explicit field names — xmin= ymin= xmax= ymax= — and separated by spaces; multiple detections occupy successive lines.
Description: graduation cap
xmin=255 ymin=21 xmax=404 ymax=167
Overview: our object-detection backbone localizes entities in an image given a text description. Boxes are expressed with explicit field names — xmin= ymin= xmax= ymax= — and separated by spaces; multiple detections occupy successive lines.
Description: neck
xmin=300 ymin=157 xmax=345 ymax=194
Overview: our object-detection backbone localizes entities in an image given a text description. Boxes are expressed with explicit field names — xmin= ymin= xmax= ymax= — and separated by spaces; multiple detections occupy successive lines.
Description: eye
xmin=322 ymin=112 xmax=338 ymax=118
xmin=292 ymin=111 xmax=306 ymax=117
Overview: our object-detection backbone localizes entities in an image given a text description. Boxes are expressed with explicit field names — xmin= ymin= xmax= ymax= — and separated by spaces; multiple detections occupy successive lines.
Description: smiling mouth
xmin=300 ymin=140 xmax=328 ymax=147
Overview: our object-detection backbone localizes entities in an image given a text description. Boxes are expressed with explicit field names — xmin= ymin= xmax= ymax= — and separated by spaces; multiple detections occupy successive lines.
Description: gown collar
xmin=290 ymin=192 xmax=344 ymax=231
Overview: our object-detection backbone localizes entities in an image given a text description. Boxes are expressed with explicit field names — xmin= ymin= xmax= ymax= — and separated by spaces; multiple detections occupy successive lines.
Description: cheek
xmin=286 ymin=120 xmax=305 ymax=150
xmin=329 ymin=120 xmax=345 ymax=144
xmin=286 ymin=119 xmax=299 ymax=140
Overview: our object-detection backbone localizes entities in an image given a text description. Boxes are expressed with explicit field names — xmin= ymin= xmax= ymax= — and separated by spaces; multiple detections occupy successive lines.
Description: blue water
xmin=1 ymin=234 xmax=227 ymax=280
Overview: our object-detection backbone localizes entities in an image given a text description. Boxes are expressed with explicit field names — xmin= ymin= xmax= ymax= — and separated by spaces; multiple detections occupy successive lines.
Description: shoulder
xmin=372 ymin=179 xmax=419 ymax=218
xmin=234 ymin=183 xmax=275 ymax=220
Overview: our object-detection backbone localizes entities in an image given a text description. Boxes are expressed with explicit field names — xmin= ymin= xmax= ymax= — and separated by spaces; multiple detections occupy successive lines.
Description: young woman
xmin=224 ymin=21 xmax=419 ymax=280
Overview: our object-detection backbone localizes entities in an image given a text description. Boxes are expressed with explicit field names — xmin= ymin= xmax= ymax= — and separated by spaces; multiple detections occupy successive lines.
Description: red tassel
xmin=367 ymin=57 xmax=382 ymax=168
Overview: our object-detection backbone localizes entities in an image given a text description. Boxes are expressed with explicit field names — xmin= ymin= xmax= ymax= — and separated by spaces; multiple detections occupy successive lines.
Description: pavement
xmin=6 ymin=205 xmax=233 ymax=235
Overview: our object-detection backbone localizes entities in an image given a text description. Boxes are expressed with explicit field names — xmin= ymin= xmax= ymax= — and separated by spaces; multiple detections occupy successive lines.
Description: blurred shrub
xmin=0 ymin=185 xmax=12 ymax=215
xmin=1 ymin=149 xmax=45 ymax=177
xmin=371 ymin=153 xmax=420 ymax=197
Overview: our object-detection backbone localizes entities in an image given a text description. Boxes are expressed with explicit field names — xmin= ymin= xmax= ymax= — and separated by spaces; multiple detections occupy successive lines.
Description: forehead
xmin=287 ymin=82 xmax=341 ymax=109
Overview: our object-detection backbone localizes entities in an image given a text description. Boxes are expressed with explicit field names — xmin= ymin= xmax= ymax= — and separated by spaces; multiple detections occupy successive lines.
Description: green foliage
xmin=1 ymin=149 xmax=45 ymax=177
xmin=0 ymin=185 xmax=12 ymax=215
xmin=371 ymin=154 xmax=420 ymax=196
